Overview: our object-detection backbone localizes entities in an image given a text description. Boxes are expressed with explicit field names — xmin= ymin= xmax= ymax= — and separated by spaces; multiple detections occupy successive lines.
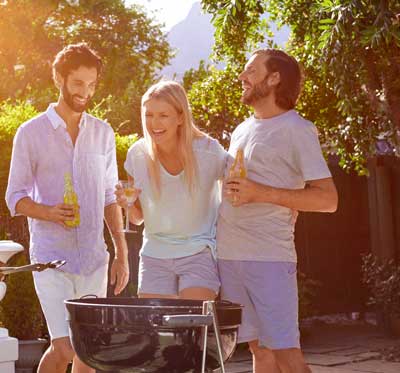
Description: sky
xmin=125 ymin=0 xmax=198 ymax=30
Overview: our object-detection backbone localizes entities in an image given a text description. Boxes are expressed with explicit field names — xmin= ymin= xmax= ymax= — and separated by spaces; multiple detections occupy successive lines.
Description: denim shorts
xmin=218 ymin=259 xmax=300 ymax=349
xmin=138 ymin=248 xmax=220 ymax=296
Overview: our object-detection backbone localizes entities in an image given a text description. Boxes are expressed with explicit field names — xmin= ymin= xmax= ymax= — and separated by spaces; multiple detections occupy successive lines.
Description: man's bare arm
xmin=225 ymin=177 xmax=338 ymax=213
xmin=104 ymin=202 xmax=129 ymax=295
xmin=104 ymin=203 xmax=128 ymax=261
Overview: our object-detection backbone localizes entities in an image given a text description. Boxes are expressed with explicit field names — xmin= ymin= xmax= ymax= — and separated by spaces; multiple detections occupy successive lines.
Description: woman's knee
xmin=179 ymin=287 xmax=216 ymax=300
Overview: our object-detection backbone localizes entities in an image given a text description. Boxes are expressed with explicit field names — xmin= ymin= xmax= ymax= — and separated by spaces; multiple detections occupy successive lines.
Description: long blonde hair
xmin=141 ymin=80 xmax=205 ymax=196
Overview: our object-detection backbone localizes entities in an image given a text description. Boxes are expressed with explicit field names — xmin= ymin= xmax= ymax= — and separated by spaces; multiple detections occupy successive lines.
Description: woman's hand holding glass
xmin=115 ymin=179 xmax=141 ymax=233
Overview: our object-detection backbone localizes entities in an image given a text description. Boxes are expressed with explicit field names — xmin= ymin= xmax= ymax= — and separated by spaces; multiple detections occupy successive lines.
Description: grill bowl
xmin=65 ymin=297 xmax=242 ymax=372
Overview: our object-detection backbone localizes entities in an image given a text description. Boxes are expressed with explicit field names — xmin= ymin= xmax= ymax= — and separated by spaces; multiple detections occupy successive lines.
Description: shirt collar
xmin=46 ymin=103 xmax=87 ymax=130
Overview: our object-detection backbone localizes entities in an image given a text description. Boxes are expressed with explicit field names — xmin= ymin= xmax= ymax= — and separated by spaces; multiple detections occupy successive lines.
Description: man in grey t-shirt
xmin=217 ymin=49 xmax=338 ymax=373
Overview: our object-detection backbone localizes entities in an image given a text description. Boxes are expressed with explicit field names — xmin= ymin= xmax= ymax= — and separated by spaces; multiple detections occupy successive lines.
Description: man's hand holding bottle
xmin=46 ymin=203 xmax=79 ymax=228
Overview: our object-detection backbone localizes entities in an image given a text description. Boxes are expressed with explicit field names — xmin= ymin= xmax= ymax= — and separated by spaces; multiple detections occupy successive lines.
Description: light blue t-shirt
xmin=124 ymin=136 xmax=227 ymax=259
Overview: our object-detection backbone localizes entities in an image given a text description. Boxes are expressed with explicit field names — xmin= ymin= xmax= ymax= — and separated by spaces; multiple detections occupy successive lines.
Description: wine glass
xmin=119 ymin=180 xmax=136 ymax=233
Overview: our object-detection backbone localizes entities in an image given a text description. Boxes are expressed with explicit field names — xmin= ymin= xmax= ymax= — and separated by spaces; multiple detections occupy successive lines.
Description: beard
xmin=241 ymin=74 xmax=273 ymax=105
xmin=61 ymin=83 xmax=92 ymax=113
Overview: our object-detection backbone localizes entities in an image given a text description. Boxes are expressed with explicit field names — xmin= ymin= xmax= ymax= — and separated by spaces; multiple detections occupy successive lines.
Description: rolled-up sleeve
xmin=104 ymin=130 xmax=118 ymax=207
xmin=5 ymin=126 xmax=34 ymax=216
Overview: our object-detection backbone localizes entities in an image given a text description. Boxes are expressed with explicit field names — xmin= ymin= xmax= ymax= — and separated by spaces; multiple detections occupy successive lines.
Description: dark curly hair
xmin=52 ymin=42 xmax=102 ymax=79
xmin=253 ymin=49 xmax=304 ymax=110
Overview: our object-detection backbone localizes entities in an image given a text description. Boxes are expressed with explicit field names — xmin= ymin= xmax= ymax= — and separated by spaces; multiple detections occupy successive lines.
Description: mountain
xmin=161 ymin=2 xmax=214 ymax=78
xmin=160 ymin=2 xmax=291 ymax=79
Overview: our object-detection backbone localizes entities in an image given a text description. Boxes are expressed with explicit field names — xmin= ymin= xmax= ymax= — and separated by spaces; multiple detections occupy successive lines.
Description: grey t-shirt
xmin=217 ymin=110 xmax=332 ymax=262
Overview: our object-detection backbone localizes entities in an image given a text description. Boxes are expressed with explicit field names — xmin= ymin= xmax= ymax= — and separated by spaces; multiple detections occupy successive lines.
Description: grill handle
xmin=162 ymin=314 xmax=213 ymax=327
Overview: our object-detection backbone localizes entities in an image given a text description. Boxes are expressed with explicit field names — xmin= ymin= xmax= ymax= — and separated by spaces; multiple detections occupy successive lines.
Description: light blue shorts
xmin=218 ymin=260 xmax=300 ymax=350
xmin=138 ymin=248 xmax=220 ymax=296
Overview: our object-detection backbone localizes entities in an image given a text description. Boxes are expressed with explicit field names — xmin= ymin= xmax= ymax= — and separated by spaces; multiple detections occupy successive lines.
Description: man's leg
xmin=33 ymin=269 xmax=76 ymax=372
xmin=218 ymin=260 xmax=277 ymax=372
xmin=71 ymin=356 xmax=95 ymax=373
xmin=248 ymin=340 xmax=281 ymax=373
xmin=38 ymin=337 xmax=74 ymax=373
xmin=34 ymin=267 xmax=97 ymax=373
xmin=73 ymin=263 xmax=109 ymax=372
xmin=274 ymin=348 xmax=311 ymax=373
xmin=244 ymin=261 xmax=305 ymax=373
xmin=38 ymin=338 xmax=95 ymax=373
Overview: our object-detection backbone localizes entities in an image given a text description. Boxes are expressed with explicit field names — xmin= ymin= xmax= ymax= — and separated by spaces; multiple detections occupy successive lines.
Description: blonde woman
xmin=115 ymin=80 xmax=226 ymax=300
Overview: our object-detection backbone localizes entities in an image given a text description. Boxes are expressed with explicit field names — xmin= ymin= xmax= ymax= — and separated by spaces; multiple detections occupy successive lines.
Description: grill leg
xmin=201 ymin=301 xmax=226 ymax=373
xmin=201 ymin=302 xmax=209 ymax=373
xmin=209 ymin=302 xmax=225 ymax=373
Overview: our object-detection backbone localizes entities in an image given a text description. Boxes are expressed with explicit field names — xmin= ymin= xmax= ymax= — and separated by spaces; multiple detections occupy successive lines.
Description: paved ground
xmin=224 ymin=317 xmax=400 ymax=372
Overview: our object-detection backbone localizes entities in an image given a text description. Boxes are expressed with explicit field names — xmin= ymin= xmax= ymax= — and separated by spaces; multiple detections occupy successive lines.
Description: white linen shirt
xmin=5 ymin=104 xmax=118 ymax=275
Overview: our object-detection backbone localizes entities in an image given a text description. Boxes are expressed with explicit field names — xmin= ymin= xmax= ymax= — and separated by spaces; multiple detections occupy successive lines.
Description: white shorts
xmin=33 ymin=264 xmax=108 ymax=340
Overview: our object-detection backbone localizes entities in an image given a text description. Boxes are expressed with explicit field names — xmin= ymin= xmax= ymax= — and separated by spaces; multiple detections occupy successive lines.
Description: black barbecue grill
xmin=65 ymin=297 xmax=242 ymax=373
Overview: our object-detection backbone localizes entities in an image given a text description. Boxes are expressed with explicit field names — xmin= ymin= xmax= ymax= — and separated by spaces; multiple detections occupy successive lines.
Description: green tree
xmin=182 ymin=60 xmax=209 ymax=92
xmin=199 ymin=0 xmax=400 ymax=173
xmin=186 ymin=63 xmax=250 ymax=148
xmin=0 ymin=101 xmax=39 ymax=215
xmin=0 ymin=0 xmax=172 ymax=134
xmin=201 ymin=0 xmax=270 ymax=65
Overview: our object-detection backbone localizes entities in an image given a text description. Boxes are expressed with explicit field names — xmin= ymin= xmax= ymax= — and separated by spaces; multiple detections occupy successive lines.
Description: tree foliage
xmin=201 ymin=0 xmax=269 ymax=65
xmin=186 ymin=63 xmax=251 ymax=148
xmin=0 ymin=101 xmax=39 ymax=215
xmin=0 ymin=0 xmax=172 ymax=134
xmin=0 ymin=252 xmax=46 ymax=339
xmin=199 ymin=0 xmax=400 ymax=173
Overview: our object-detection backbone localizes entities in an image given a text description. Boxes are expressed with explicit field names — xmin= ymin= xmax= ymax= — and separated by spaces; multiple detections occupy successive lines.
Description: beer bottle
xmin=64 ymin=172 xmax=80 ymax=227
xmin=229 ymin=148 xmax=247 ymax=178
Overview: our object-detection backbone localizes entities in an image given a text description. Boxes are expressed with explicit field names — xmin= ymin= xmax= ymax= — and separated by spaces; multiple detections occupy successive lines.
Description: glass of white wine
xmin=119 ymin=180 xmax=136 ymax=233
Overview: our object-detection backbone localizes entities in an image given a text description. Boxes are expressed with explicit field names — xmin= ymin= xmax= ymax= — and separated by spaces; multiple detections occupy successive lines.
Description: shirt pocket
xmin=81 ymin=153 xmax=106 ymax=187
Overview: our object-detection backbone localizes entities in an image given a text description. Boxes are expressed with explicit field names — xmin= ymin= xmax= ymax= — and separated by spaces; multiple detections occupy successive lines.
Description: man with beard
xmin=6 ymin=43 xmax=129 ymax=373
xmin=217 ymin=49 xmax=338 ymax=373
